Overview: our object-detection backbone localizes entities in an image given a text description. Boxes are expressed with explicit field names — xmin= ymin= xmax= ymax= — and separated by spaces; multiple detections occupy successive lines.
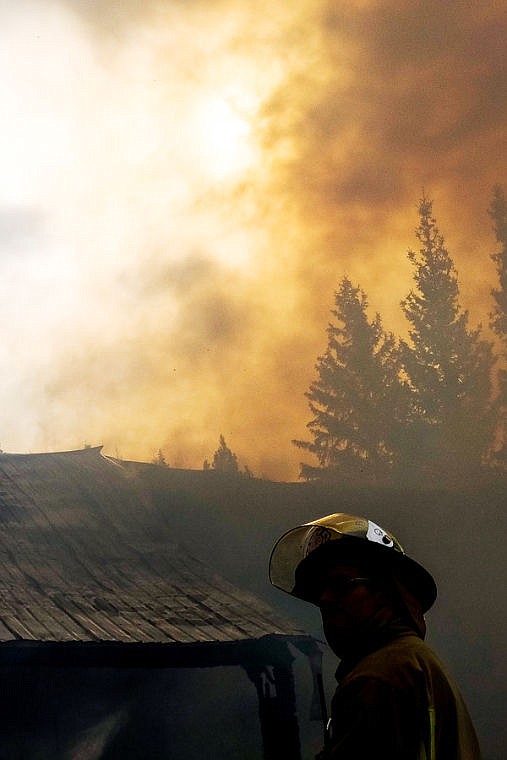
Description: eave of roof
xmin=0 ymin=632 xmax=317 ymax=669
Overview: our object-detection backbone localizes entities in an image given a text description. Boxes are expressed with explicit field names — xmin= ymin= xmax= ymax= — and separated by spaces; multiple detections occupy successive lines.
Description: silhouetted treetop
xmin=211 ymin=435 xmax=239 ymax=474
xmin=152 ymin=449 xmax=169 ymax=467
xmin=294 ymin=276 xmax=408 ymax=481
xmin=489 ymin=185 xmax=507 ymax=341
xmin=400 ymin=197 xmax=497 ymax=475
xmin=488 ymin=184 xmax=507 ymax=461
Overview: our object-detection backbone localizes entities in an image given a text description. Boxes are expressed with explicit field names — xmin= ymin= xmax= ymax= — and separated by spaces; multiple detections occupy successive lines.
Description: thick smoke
xmin=0 ymin=0 xmax=506 ymax=478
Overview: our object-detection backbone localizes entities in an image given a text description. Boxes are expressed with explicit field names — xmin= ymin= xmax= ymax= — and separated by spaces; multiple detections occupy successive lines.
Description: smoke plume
xmin=1 ymin=0 xmax=506 ymax=478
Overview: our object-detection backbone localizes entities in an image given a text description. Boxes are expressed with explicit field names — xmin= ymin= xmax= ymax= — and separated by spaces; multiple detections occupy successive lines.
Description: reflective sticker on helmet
xmin=367 ymin=520 xmax=394 ymax=547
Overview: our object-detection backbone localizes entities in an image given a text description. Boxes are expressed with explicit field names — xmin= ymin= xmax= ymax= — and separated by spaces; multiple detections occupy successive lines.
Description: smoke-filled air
xmin=1 ymin=0 xmax=506 ymax=480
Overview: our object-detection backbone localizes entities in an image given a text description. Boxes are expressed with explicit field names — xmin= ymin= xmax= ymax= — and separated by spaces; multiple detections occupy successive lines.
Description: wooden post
xmin=245 ymin=653 xmax=302 ymax=760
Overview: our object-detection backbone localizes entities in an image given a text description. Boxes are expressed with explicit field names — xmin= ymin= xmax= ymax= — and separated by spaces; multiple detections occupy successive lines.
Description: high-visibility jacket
xmin=325 ymin=632 xmax=481 ymax=759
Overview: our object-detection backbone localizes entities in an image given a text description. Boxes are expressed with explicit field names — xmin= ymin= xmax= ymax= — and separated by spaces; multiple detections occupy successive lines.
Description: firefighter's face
xmin=315 ymin=562 xmax=393 ymax=656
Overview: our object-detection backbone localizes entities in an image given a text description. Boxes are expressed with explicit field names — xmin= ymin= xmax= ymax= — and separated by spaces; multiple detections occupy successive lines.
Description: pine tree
xmin=400 ymin=198 xmax=497 ymax=476
xmin=489 ymin=185 xmax=507 ymax=340
xmin=294 ymin=277 xmax=408 ymax=482
xmin=212 ymin=435 xmax=239 ymax=474
xmin=488 ymin=184 xmax=507 ymax=461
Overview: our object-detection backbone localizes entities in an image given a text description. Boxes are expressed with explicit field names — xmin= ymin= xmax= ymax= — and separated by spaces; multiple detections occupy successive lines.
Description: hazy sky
xmin=1 ymin=0 xmax=506 ymax=479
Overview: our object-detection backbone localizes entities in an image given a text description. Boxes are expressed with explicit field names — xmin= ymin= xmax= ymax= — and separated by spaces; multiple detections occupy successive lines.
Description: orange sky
xmin=0 ymin=0 xmax=506 ymax=479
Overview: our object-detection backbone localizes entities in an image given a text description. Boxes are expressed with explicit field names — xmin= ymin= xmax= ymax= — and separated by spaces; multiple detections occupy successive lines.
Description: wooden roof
xmin=0 ymin=448 xmax=304 ymax=647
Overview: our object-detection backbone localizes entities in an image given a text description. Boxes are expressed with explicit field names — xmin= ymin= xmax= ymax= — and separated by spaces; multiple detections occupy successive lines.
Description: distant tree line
xmin=150 ymin=435 xmax=254 ymax=477
xmin=294 ymin=190 xmax=507 ymax=485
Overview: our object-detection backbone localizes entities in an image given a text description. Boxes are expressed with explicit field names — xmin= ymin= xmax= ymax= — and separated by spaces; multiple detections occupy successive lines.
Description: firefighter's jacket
xmin=325 ymin=631 xmax=481 ymax=759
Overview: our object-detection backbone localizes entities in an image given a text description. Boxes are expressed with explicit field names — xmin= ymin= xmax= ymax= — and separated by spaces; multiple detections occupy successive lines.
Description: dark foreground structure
xmin=0 ymin=448 xmax=320 ymax=759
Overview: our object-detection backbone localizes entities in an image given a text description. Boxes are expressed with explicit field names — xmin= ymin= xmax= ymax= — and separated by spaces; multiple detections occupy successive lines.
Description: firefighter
xmin=269 ymin=513 xmax=482 ymax=759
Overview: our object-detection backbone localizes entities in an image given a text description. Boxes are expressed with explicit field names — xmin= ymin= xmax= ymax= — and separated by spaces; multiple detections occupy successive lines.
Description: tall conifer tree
xmin=294 ymin=277 xmax=407 ymax=481
xmin=400 ymin=198 xmax=497 ymax=475
xmin=489 ymin=185 xmax=507 ymax=340
xmin=488 ymin=184 xmax=507 ymax=460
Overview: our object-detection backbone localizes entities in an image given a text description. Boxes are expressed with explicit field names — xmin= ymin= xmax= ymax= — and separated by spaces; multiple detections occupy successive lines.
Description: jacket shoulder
xmin=341 ymin=635 xmax=446 ymax=690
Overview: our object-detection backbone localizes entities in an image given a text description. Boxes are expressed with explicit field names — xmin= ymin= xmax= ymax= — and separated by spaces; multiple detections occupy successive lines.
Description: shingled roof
xmin=0 ymin=447 xmax=304 ymax=649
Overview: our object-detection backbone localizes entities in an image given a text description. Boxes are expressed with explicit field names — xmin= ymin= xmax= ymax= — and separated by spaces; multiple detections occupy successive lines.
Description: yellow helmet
xmin=269 ymin=513 xmax=436 ymax=612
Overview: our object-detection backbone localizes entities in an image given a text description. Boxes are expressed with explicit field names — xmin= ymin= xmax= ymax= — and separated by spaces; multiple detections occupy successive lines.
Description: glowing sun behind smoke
xmin=192 ymin=90 xmax=257 ymax=182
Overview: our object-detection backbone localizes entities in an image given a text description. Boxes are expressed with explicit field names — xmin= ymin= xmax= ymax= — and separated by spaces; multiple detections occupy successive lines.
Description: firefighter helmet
xmin=269 ymin=512 xmax=437 ymax=612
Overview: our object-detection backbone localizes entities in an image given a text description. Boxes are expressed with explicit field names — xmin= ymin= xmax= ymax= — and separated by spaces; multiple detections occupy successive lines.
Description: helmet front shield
xmin=269 ymin=513 xmax=403 ymax=597
xmin=269 ymin=524 xmax=337 ymax=595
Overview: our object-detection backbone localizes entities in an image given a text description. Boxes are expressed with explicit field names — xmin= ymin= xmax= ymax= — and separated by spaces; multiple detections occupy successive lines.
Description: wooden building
xmin=0 ymin=448 xmax=321 ymax=759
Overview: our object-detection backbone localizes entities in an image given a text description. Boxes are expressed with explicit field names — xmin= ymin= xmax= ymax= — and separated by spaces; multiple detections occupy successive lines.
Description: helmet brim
xmin=293 ymin=536 xmax=437 ymax=613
